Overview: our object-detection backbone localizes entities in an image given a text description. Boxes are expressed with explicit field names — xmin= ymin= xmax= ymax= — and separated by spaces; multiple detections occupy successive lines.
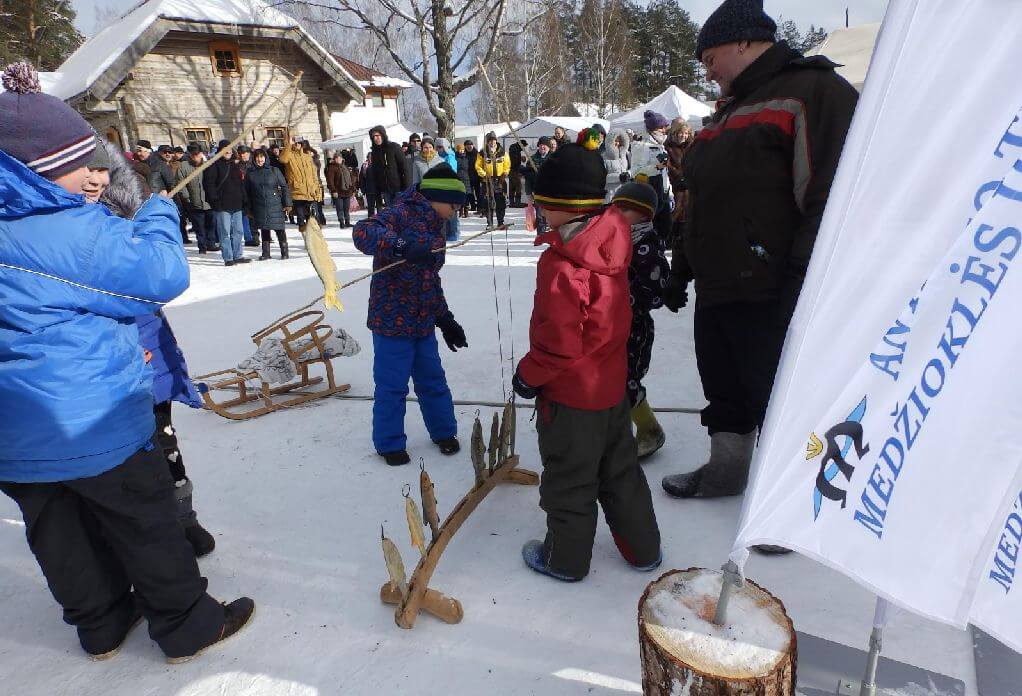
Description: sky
xmin=71 ymin=0 xmax=889 ymax=38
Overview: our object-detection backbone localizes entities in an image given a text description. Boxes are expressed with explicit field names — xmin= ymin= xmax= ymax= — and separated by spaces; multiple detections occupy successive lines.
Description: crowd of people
xmin=0 ymin=0 xmax=858 ymax=665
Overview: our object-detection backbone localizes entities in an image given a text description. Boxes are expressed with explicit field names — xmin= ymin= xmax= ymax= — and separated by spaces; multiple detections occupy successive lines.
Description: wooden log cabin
xmin=45 ymin=0 xmax=364 ymax=152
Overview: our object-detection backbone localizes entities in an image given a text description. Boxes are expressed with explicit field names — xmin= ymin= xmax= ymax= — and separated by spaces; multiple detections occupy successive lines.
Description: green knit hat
xmin=418 ymin=163 xmax=466 ymax=205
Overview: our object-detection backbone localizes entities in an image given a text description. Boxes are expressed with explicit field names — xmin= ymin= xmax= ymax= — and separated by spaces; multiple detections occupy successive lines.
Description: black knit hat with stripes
xmin=0 ymin=62 xmax=96 ymax=179
xmin=532 ymin=140 xmax=607 ymax=214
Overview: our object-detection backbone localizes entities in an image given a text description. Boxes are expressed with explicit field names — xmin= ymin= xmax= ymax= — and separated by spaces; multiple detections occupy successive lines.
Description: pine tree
xmin=627 ymin=0 xmax=701 ymax=102
xmin=0 ymin=0 xmax=84 ymax=72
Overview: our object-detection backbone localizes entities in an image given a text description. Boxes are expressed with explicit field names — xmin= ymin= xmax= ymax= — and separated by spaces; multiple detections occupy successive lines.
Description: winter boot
xmin=277 ymin=230 xmax=289 ymax=259
xmin=521 ymin=540 xmax=583 ymax=582
xmin=85 ymin=601 xmax=143 ymax=661
xmin=379 ymin=450 xmax=411 ymax=466
xmin=166 ymin=597 xmax=255 ymax=664
xmin=434 ymin=437 xmax=460 ymax=455
xmin=174 ymin=479 xmax=216 ymax=558
xmin=258 ymin=240 xmax=271 ymax=261
xmin=631 ymin=400 xmax=666 ymax=459
xmin=662 ymin=430 xmax=757 ymax=499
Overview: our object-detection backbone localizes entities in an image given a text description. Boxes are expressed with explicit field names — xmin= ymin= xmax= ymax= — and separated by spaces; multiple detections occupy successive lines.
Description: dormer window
xmin=209 ymin=40 xmax=242 ymax=76
xmin=371 ymin=91 xmax=384 ymax=107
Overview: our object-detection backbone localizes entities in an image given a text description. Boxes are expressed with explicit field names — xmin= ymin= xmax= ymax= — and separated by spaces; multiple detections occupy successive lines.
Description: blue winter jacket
xmin=0 ymin=150 xmax=189 ymax=483
xmin=136 ymin=311 xmax=202 ymax=408
xmin=352 ymin=187 xmax=450 ymax=338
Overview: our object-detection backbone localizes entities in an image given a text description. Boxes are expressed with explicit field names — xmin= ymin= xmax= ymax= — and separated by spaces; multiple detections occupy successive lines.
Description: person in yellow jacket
xmin=277 ymin=140 xmax=323 ymax=228
xmin=474 ymin=133 xmax=509 ymax=226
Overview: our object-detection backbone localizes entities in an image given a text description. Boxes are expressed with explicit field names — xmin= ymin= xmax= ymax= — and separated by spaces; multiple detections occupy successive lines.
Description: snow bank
xmin=644 ymin=571 xmax=790 ymax=678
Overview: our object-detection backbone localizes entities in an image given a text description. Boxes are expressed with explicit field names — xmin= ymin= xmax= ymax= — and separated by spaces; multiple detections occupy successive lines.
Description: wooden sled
xmin=194 ymin=310 xmax=351 ymax=420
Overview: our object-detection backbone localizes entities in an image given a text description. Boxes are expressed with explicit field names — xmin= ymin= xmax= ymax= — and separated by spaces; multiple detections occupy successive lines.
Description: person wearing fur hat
xmin=603 ymin=129 xmax=631 ymax=199
xmin=0 ymin=62 xmax=253 ymax=661
xmin=610 ymin=182 xmax=671 ymax=458
xmin=660 ymin=0 xmax=858 ymax=520
xmin=475 ymin=134 xmax=510 ymax=226
xmin=513 ymin=133 xmax=661 ymax=582
xmin=352 ymin=163 xmax=468 ymax=466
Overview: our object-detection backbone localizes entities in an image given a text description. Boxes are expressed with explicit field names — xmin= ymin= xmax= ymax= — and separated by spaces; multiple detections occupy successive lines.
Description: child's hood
xmin=536 ymin=207 xmax=631 ymax=275
xmin=0 ymin=148 xmax=83 ymax=219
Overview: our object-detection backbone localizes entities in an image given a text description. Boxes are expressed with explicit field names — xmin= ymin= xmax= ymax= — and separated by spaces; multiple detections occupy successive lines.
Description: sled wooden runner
xmin=195 ymin=310 xmax=350 ymax=420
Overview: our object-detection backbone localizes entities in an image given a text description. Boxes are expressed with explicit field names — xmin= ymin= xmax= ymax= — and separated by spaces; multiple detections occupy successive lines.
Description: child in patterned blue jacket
xmin=353 ymin=164 xmax=469 ymax=466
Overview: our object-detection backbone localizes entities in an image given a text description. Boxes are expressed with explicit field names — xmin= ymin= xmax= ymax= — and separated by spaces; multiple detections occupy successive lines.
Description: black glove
xmin=618 ymin=171 xmax=630 ymax=183
xmin=512 ymin=370 xmax=537 ymax=400
xmin=663 ymin=275 xmax=689 ymax=313
xmin=393 ymin=237 xmax=433 ymax=264
xmin=436 ymin=313 xmax=468 ymax=352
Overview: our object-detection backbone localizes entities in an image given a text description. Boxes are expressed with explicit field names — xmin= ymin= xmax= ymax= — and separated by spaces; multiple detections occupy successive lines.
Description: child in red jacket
xmin=513 ymin=135 xmax=661 ymax=581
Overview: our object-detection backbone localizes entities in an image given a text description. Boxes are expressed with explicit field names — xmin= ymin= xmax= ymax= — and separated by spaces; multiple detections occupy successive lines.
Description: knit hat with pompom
xmin=0 ymin=61 xmax=96 ymax=179
xmin=533 ymin=130 xmax=607 ymax=213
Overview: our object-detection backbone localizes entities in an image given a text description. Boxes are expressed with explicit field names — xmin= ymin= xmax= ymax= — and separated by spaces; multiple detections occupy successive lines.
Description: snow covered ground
xmin=0 ymin=206 xmax=979 ymax=695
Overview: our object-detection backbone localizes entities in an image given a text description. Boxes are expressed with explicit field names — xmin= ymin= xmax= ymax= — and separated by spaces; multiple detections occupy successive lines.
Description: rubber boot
xmin=662 ymin=430 xmax=756 ymax=499
xmin=277 ymin=230 xmax=289 ymax=259
xmin=174 ymin=479 xmax=216 ymax=557
xmin=259 ymin=240 xmax=271 ymax=261
xmin=631 ymin=400 xmax=666 ymax=459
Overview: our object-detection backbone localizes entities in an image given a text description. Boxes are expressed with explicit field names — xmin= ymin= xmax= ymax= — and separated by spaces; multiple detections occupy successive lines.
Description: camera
xmin=656 ymin=152 xmax=669 ymax=164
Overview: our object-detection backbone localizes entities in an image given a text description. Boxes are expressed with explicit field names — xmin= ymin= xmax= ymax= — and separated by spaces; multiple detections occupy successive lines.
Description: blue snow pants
xmin=372 ymin=333 xmax=457 ymax=454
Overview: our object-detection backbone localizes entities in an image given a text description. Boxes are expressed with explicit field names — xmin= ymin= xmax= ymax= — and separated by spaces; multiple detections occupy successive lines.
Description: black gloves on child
xmin=512 ymin=370 xmax=538 ymax=400
xmin=393 ymin=237 xmax=434 ymax=264
xmin=436 ymin=313 xmax=468 ymax=352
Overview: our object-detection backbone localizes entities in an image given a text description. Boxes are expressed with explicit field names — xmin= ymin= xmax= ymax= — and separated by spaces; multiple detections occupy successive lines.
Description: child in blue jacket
xmin=353 ymin=164 xmax=468 ymax=465
xmin=0 ymin=62 xmax=251 ymax=662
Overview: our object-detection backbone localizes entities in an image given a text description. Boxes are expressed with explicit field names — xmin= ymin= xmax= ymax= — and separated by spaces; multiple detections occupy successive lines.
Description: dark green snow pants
xmin=536 ymin=397 xmax=661 ymax=578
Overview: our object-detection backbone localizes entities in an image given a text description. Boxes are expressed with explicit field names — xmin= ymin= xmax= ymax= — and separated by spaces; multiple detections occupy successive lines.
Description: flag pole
xmin=859 ymin=597 xmax=888 ymax=696
xmin=712 ymin=559 xmax=743 ymax=626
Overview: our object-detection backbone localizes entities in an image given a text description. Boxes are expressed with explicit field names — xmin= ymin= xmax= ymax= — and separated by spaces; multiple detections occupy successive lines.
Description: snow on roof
xmin=806 ymin=23 xmax=881 ymax=91
xmin=332 ymin=55 xmax=412 ymax=90
xmin=47 ymin=0 xmax=361 ymax=101
xmin=610 ymin=85 xmax=712 ymax=131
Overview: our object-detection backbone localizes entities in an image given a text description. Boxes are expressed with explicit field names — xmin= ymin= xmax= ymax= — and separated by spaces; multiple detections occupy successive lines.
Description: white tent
xmin=506 ymin=116 xmax=610 ymax=150
xmin=454 ymin=122 xmax=520 ymax=149
xmin=610 ymin=86 xmax=712 ymax=133
xmin=320 ymin=123 xmax=413 ymax=165
xmin=806 ymin=23 xmax=881 ymax=92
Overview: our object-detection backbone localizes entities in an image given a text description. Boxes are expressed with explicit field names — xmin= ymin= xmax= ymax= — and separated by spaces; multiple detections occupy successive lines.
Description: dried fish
xmin=498 ymin=402 xmax=512 ymax=465
xmin=420 ymin=462 xmax=441 ymax=542
xmin=404 ymin=484 xmax=427 ymax=556
xmin=488 ymin=412 xmax=499 ymax=473
xmin=471 ymin=413 xmax=485 ymax=486
xmin=381 ymin=526 xmax=408 ymax=599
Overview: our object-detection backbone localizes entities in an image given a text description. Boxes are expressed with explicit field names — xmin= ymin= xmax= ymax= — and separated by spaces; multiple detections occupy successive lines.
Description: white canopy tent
xmin=806 ymin=23 xmax=881 ymax=92
xmin=320 ymin=123 xmax=413 ymax=165
xmin=454 ymin=122 xmax=520 ymax=149
xmin=610 ymin=86 xmax=712 ymax=133
xmin=503 ymin=116 xmax=610 ymax=150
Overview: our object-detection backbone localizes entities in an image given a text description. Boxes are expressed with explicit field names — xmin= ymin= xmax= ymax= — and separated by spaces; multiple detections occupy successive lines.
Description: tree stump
xmin=638 ymin=568 xmax=796 ymax=696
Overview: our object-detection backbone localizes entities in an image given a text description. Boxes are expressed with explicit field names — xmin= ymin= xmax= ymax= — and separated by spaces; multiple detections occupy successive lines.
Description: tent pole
xmin=859 ymin=598 xmax=889 ymax=696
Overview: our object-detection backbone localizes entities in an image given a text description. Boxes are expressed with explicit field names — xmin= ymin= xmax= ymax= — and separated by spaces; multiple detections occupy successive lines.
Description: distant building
xmin=44 ymin=0 xmax=363 ymax=152
xmin=329 ymin=56 xmax=411 ymax=138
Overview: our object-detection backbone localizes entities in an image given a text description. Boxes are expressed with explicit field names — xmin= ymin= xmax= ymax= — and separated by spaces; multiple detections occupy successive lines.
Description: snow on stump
xmin=638 ymin=568 xmax=796 ymax=696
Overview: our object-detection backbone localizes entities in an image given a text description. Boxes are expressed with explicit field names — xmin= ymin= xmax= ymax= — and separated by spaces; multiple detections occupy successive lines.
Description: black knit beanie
xmin=533 ymin=139 xmax=606 ymax=213
xmin=696 ymin=0 xmax=777 ymax=60
xmin=0 ymin=62 xmax=96 ymax=179
xmin=611 ymin=182 xmax=658 ymax=220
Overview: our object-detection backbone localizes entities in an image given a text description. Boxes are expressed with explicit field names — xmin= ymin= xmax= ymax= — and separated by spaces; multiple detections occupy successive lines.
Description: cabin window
xmin=208 ymin=40 xmax=242 ymax=76
xmin=370 ymin=92 xmax=384 ymax=108
xmin=185 ymin=128 xmax=213 ymax=152
xmin=266 ymin=127 xmax=288 ymax=149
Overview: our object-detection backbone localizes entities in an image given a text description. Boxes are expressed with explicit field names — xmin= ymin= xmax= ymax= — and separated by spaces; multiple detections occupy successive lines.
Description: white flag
xmin=731 ymin=0 xmax=1022 ymax=652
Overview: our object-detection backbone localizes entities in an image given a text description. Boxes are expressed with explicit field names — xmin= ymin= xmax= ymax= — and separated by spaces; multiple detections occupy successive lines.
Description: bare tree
xmin=283 ymin=0 xmax=542 ymax=138
xmin=576 ymin=0 xmax=632 ymax=118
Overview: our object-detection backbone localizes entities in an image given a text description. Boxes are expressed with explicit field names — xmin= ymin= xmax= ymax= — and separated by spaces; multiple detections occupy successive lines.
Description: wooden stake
xmin=167 ymin=71 xmax=304 ymax=198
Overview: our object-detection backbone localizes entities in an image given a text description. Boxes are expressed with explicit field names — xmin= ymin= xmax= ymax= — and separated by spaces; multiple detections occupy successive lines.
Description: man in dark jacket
xmin=369 ymin=125 xmax=409 ymax=207
xmin=176 ymin=145 xmax=216 ymax=253
xmin=661 ymin=0 xmax=858 ymax=504
xmin=203 ymin=139 xmax=250 ymax=266
xmin=464 ymin=140 xmax=481 ymax=212
xmin=507 ymin=139 xmax=525 ymax=207
xmin=147 ymin=145 xmax=176 ymax=195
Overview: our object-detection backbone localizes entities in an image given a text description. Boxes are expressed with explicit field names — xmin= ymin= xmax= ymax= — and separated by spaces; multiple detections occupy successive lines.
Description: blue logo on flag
xmin=807 ymin=397 xmax=870 ymax=520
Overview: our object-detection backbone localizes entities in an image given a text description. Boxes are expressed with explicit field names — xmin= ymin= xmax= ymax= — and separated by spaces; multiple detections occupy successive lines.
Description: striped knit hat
xmin=610 ymin=182 xmax=658 ymax=220
xmin=0 ymin=62 xmax=96 ymax=179
xmin=418 ymin=163 xmax=466 ymax=205
xmin=533 ymin=134 xmax=607 ymax=213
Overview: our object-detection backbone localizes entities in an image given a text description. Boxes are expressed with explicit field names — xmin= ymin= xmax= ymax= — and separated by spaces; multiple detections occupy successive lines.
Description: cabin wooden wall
xmin=92 ymin=30 xmax=350 ymax=151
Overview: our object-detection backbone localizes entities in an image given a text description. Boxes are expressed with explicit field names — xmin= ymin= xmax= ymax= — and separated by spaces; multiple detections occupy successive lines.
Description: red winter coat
xmin=517 ymin=207 xmax=633 ymax=410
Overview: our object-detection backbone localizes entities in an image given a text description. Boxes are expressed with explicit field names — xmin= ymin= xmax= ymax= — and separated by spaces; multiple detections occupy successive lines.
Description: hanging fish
xmin=509 ymin=398 xmax=517 ymax=457
xmin=498 ymin=402 xmax=512 ymax=466
xmin=471 ymin=413 xmax=486 ymax=486
xmin=300 ymin=216 xmax=344 ymax=311
xmin=381 ymin=526 xmax=408 ymax=599
xmin=403 ymin=484 xmax=427 ymax=556
xmin=420 ymin=461 xmax=440 ymax=542
xmin=488 ymin=412 xmax=499 ymax=473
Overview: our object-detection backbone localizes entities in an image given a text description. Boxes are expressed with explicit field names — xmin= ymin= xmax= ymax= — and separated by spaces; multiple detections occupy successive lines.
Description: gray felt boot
xmin=662 ymin=430 xmax=757 ymax=499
